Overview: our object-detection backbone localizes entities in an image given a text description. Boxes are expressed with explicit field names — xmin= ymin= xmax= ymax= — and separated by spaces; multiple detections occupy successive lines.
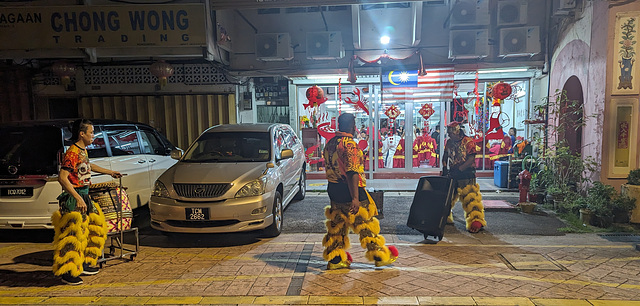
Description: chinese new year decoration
xmin=303 ymin=85 xmax=328 ymax=109
xmin=385 ymin=105 xmax=401 ymax=129
xmin=150 ymin=60 xmax=174 ymax=87
xmin=492 ymin=81 xmax=512 ymax=100
xmin=344 ymin=87 xmax=370 ymax=115
xmin=418 ymin=103 xmax=435 ymax=127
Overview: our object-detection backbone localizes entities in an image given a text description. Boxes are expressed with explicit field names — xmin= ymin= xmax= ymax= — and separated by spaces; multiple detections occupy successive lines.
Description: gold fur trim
xmin=322 ymin=234 xmax=350 ymax=249
xmin=359 ymin=235 xmax=386 ymax=249
xmin=323 ymin=248 xmax=347 ymax=262
xmin=52 ymin=211 xmax=86 ymax=277
xmin=465 ymin=210 xmax=487 ymax=229
xmin=365 ymin=246 xmax=390 ymax=262
xmin=353 ymin=218 xmax=380 ymax=236
xmin=324 ymin=206 xmax=334 ymax=219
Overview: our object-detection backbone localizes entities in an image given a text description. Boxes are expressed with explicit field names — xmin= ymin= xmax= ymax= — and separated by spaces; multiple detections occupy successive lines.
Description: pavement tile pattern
xmin=1 ymin=232 xmax=639 ymax=305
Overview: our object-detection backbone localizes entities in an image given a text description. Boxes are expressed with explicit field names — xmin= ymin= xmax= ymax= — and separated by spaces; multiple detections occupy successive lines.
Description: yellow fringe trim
xmin=465 ymin=210 xmax=487 ymax=229
xmin=52 ymin=211 xmax=86 ymax=277
xmin=348 ymin=206 xmax=370 ymax=224
xmin=353 ymin=218 xmax=380 ymax=236
xmin=360 ymin=235 xmax=386 ymax=249
xmin=365 ymin=246 xmax=391 ymax=262
xmin=323 ymin=248 xmax=348 ymax=262
xmin=322 ymin=234 xmax=350 ymax=250
xmin=324 ymin=206 xmax=334 ymax=219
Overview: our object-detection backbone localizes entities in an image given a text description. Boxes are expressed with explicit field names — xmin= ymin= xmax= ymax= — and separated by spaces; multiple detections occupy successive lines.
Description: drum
xmin=90 ymin=183 xmax=132 ymax=233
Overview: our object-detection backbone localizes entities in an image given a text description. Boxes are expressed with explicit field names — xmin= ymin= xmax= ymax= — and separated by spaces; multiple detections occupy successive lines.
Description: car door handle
xmin=148 ymin=159 xmax=156 ymax=163
xmin=138 ymin=160 xmax=147 ymax=163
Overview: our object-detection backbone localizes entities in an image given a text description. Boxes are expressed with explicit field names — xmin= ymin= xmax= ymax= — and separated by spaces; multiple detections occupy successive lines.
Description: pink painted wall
xmin=549 ymin=1 xmax=636 ymax=189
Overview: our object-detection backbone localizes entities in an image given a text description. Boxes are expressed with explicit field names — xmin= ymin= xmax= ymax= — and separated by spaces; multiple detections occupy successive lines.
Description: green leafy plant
xmin=613 ymin=193 xmax=637 ymax=214
xmin=585 ymin=182 xmax=616 ymax=218
xmin=627 ymin=168 xmax=640 ymax=186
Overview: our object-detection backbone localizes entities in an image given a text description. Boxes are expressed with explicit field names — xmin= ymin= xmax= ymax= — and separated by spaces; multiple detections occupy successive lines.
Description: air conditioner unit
xmin=448 ymin=29 xmax=489 ymax=59
xmin=499 ymin=26 xmax=541 ymax=57
xmin=553 ymin=0 xmax=576 ymax=15
xmin=449 ymin=0 xmax=490 ymax=28
xmin=306 ymin=31 xmax=345 ymax=60
xmin=255 ymin=33 xmax=293 ymax=61
xmin=497 ymin=0 xmax=527 ymax=26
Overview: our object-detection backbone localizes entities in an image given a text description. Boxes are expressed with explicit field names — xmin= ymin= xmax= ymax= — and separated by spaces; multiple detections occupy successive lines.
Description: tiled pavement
xmin=1 ymin=231 xmax=640 ymax=305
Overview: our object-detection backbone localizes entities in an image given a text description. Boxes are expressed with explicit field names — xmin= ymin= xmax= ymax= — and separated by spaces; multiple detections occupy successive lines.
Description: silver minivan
xmin=0 ymin=119 xmax=178 ymax=229
xmin=149 ymin=123 xmax=306 ymax=237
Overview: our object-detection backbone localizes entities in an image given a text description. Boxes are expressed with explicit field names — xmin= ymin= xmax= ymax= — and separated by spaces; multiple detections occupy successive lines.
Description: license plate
xmin=186 ymin=207 xmax=209 ymax=220
xmin=1 ymin=187 xmax=33 ymax=197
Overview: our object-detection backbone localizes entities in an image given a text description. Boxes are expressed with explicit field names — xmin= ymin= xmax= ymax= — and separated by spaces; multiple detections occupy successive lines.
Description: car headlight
xmin=153 ymin=180 xmax=170 ymax=198
xmin=235 ymin=176 xmax=267 ymax=198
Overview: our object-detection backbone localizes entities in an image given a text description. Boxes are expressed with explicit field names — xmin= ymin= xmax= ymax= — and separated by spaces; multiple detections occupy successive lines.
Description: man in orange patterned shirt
xmin=322 ymin=113 xmax=398 ymax=270
xmin=442 ymin=122 xmax=486 ymax=233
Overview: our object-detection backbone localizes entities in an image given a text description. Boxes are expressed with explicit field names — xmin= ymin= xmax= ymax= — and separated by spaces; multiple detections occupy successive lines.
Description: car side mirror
xmin=170 ymin=149 xmax=183 ymax=160
xmin=279 ymin=149 xmax=294 ymax=160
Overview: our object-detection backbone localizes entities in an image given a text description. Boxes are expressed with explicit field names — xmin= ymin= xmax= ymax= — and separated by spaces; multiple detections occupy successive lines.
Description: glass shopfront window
xmin=296 ymin=78 xmax=530 ymax=173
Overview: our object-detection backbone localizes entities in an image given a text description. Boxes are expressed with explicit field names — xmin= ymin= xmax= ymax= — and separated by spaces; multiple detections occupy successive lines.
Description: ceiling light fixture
xmin=380 ymin=36 xmax=390 ymax=45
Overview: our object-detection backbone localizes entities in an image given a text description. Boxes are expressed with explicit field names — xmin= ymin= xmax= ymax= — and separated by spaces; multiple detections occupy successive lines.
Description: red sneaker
xmin=469 ymin=221 xmax=483 ymax=233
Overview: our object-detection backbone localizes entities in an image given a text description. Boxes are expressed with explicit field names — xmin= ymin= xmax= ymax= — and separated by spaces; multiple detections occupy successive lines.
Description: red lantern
xmin=303 ymin=85 xmax=328 ymax=109
xmin=492 ymin=82 xmax=512 ymax=100
xmin=150 ymin=60 xmax=174 ymax=87
xmin=51 ymin=61 xmax=76 ymax=89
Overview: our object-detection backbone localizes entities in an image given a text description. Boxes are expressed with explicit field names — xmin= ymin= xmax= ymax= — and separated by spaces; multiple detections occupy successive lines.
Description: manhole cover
xmin=500 ymin=253 xmax=566 ymax=271
xmin=598 ymin=233 xmax=640 ymax=243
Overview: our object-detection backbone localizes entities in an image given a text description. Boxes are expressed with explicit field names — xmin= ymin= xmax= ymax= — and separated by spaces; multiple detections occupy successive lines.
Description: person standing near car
xmin=322 ymin=113 xmax=398 ymax=270
xmin=442 ymin=122 xmax=486 ymax=233
xmin=53 ymin=119 xmax=122 ymax=285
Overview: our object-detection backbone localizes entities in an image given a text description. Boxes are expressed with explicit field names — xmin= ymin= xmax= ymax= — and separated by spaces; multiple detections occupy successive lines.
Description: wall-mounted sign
xmin=0 ymin=4 xmax=206 ymax=49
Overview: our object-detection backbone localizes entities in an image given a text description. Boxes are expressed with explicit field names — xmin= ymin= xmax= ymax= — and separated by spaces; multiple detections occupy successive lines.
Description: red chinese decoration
xmin=303 ymin=85 xmax=328 ymax=109
xmin=344 ymin=87 xmax=369 ymax=115
xmin=492 ymin=81 xmax=512 ymax=100
xmin=385 ymin=105 xmax=401 ymax=129
xmin=150 ymin=60 xmax=174 ymax=87
xmin=419 ymin=103 xmax=435 ymax=120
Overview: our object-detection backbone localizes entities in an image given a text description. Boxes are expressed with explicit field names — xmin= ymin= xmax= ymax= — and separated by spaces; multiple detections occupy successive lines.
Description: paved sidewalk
xmin=1 ymin=231 xmax=639 ymax=305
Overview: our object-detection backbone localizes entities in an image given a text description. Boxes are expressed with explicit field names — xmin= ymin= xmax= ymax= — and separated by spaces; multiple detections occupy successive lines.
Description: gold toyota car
xmin=149 ymin=123 xmax=306 ymax=237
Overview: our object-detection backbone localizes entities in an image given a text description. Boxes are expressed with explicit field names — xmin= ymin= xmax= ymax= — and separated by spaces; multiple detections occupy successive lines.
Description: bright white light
xmin=306 ymin=75 xmax=348 ymax=80
xmin=478 ymin=68 xmax=528 ymax=74
xmin=380 ymin=36 xmax=390 ymax=44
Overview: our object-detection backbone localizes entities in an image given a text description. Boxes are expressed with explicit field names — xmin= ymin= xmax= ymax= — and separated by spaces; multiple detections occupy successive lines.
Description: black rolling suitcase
xmin=406 ymin=176 xmax=455 ymax=241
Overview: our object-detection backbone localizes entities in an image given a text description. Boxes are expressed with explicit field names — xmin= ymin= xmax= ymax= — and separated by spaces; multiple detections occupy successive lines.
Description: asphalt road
xmin=283 ymin=194 xmax=568 ymax=236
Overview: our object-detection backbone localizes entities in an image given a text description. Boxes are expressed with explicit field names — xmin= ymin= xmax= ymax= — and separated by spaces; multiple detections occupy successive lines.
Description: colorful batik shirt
xmin=445 ymin=135 xmax=477 ymax=169
xmin=61 ymin=144 xmax=92 ymax=187
xmin=324 ymin=131 xmax=366 ymax=188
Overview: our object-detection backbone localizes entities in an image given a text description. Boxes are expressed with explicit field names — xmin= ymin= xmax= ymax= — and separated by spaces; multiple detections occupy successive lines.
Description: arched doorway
xmin=560 ymin=76 xmax=584 ymax=155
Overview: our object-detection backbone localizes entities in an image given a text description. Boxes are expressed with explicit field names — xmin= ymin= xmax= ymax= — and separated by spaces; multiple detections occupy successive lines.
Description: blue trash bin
xmin=494 ymin=161 xmax=509 ymax=188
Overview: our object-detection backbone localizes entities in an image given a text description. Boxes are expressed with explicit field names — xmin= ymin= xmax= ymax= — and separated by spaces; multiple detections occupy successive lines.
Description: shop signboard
xmin=0 ymin=4 xmax=206 ymax=49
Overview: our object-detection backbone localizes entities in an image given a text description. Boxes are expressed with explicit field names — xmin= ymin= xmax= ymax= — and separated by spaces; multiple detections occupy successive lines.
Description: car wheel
xmin=293 ymin=170 xmax=306 ymax=200
xmin=262 ymin=191 xmax=283 ymax=237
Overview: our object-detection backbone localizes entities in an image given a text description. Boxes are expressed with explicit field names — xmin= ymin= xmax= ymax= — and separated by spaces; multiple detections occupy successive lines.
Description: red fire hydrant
xmin=518 ymin=169 xmax=532 ymax=203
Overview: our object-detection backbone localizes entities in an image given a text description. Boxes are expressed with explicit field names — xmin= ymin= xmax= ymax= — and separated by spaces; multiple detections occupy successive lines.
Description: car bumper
xmin=149 ymin=191 xmax=275 ymax=234
xmin=0 ymin=217 xmax=54 ymax=229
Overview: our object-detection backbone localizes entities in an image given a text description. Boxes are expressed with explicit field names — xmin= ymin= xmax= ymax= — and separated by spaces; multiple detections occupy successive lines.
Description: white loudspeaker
xmin=255 ymin=33 xmax=293 ymax=61
xmin=499 ymin=26 xmax=541 ymax=57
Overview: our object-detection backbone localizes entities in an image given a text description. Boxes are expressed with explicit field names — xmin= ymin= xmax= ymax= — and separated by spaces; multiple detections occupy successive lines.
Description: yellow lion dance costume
xmin=322 ymin=193 xmax=398 ymax=270
xmin=52 ymin=190 xmax=107 ymax=278
xmin=448 ymin=181 xmax=487 ymax=232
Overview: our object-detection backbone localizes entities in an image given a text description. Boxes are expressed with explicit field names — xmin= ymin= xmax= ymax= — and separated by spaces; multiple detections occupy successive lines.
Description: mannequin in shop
xmin=393 ymin=136 xmax=405 ymax=168
xmin=385 ymin=128 xmax=401 ymax=168
xmin=485 ymin=101 xmax=507 ymax=142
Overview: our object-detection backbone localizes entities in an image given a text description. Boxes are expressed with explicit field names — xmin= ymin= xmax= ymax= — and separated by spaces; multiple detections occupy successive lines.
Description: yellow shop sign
xmin=0 ymin=4 xmax=206 ymax=49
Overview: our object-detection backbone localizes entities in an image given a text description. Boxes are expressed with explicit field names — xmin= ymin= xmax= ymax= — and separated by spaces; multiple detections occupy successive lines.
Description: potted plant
xmin=621 ymin=168 xmax=640 ymax=224
xmin=612 ymin=193 xmax=636 ymax=223
xmin=586 ymin=182 xmax=616 ymax=228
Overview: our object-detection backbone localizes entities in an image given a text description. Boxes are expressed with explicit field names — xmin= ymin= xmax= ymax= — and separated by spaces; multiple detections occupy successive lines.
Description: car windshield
xmin=182 ymin=132 xmax=271 ymax=163
xmin=0 ymin=126 xmax=63 ymax=176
